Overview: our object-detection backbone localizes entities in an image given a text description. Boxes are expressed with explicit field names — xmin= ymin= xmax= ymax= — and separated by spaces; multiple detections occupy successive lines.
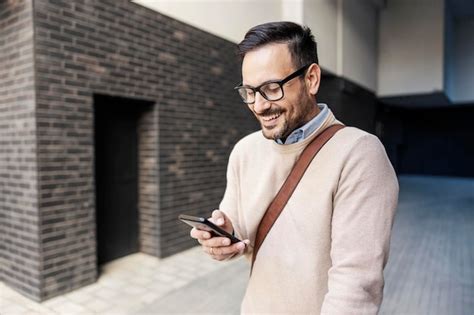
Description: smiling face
xmin=241 ymin=43 xmax=321 ymax=141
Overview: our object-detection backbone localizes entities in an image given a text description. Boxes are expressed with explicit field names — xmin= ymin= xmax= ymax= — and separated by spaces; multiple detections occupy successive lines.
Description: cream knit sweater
xmin=219 ymin=109 xmax=399 ymax=314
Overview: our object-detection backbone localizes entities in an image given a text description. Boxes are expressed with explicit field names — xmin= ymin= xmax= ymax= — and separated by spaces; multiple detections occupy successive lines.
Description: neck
xmin=298 ymin=101 xmax=321 ymax=128
xmin=279 ymin=102 xmax=321 ymax=142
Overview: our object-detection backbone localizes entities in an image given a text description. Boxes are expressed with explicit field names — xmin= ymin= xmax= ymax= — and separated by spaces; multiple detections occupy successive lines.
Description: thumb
xmin=211 ymin=209 xmax=226 ymax=226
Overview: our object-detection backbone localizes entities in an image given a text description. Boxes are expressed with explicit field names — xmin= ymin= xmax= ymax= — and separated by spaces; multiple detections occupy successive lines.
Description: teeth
xmin=262 ymin=113 xmax=281 ymax=121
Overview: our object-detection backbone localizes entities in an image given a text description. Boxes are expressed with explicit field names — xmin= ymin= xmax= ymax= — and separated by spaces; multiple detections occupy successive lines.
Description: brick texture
xmin=0 ymin=0 xmax=41 ymax=301
xmin=4 ymin=0 xmax=257 ymax=301
xmin=378 ymin=105 xmax=474 ymax=176
xmin=318 ymin=74 xmax=378 ymax=134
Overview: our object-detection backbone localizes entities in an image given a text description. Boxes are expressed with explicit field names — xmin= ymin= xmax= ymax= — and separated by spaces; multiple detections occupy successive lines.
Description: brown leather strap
xmin=251 ymin=124 xmax=345 ymax=272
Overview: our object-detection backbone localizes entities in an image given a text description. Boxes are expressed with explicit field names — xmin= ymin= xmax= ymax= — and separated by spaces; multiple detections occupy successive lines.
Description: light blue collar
xmin=276 ymin=103 xmax=329 ymax=145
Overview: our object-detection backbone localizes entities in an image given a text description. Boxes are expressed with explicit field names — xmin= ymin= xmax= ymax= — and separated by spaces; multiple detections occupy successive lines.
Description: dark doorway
xmin=94 ymin=94 xmax=152 ymax=265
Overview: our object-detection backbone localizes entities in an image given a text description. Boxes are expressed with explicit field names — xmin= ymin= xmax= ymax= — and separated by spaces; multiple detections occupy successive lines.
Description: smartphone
xmin=178 ymin=214 xmax=241 ymax=244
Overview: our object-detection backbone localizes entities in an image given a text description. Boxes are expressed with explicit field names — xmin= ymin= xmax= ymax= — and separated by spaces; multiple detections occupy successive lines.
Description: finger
xmin=211 ymin=209 xmax=225 ymax=226
xmin=190 ymin=228 xmax=211 ymax=240
xmin=205 ymin=241 xmax=249 ymax=261
xmin=203 ymin=246 xmax=219 ymax=256
xmin=238 ymin=240 xmax=250 ymax=254
xmin=200 ymin=236 xmax=232 ymax=248
xmin=206 ymin=241 xmax=246 ymax=256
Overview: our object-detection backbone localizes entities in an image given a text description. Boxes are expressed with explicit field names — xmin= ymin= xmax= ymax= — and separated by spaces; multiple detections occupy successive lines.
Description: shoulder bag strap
xmin=251 ymin=124 xmax=345 ymax=272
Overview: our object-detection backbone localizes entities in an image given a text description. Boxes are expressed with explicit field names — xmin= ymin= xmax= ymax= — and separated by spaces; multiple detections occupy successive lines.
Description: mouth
xmin=261 ymin=112 xmax=282 ymax=122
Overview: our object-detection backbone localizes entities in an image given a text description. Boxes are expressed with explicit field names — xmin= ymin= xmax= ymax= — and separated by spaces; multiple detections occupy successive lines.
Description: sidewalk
xmin=0 ymin=247 xmax=249 ymax=315
xmin=2 ymin=175 xmax=473 ymax=314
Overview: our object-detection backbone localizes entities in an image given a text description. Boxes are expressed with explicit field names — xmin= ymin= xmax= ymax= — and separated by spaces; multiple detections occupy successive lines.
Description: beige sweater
xmin=220 ymin=110 xmax=399 ymax=314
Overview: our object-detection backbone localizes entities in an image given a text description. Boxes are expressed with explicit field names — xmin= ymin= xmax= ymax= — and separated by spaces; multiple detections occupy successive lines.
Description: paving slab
xmin=1 ymin=175 xmax=473 ymax=314
xmin=136 ymin=259 xmax=248 ymax=314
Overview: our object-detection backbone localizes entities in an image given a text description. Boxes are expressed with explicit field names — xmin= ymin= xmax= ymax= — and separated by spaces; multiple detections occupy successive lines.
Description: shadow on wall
xmin=378 ymin=104 xmax=474 ymax=178
xmin=318 ymin=73 xmax=378 ymax=135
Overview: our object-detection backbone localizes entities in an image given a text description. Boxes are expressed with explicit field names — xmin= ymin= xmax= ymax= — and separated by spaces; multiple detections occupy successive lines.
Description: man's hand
xmin=190 ymin=209 xmax=249 ymax=261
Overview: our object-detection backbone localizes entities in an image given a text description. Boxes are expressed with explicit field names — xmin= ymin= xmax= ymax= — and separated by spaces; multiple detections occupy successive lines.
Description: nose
xmin=252 ymin=92 xmax=271 ymax=114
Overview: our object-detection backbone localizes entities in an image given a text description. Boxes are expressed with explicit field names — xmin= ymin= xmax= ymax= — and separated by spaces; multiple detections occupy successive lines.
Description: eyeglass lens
xmin=237 ymin=82 xmax=283 ymax=104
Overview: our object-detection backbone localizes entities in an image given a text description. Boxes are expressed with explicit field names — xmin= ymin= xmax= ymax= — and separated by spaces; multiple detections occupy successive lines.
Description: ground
xmin=1 ymin=175 xmax=473 ymax=314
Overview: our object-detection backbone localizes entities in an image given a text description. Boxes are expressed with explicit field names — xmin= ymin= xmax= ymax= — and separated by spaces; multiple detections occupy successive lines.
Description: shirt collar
xmin=276 ymin=103 xmax=329 ymax=145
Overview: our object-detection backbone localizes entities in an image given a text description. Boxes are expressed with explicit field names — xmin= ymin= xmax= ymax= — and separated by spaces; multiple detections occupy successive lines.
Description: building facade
xmin=0 ymin=0 xmax=258 ymax=301
xmin=1 ymin=0 xmax=473 ymax=303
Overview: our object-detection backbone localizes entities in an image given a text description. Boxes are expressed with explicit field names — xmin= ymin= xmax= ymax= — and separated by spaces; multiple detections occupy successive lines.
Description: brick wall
xmin=0 ymin=0 xmax=386 ymax=300
xmin=318 ymin=74 xmax=378 ymax=134
xmin=378 ymin=105 xmax=474 ymax=177
xmin=30 ymin=0 xmax=257 ymax=301
xmin=0 ymin=0 xmax=41 ymax=300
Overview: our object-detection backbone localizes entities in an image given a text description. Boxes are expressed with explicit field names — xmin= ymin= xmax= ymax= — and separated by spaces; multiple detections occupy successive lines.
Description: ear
xmin=305 ymin=63 xmax=321 ymax=96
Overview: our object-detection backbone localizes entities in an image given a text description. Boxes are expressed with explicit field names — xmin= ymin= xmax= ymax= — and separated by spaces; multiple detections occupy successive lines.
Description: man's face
xmin=241 ymin=43 xmax=318 ymax=140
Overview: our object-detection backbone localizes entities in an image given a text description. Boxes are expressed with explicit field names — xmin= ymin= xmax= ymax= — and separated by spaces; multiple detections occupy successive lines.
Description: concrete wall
xmin=282 ymin=0 xmax=304 ymax=23
xmin=136 ymin=0 xmax=380 ymax=92
xmin=378 ymin=0 xmax=445 ymax=97
xmin=0 ymin=0 xmax=41 ymax=301
xmin=133 ymin=0 xmax=472 ymax=103
xmin=452 ymin=18 xmax=474 ymax=103
xmin=444 ymin=1 xmax=456 ymax=102
xmin=133 ymin=0 xmax=283 ymax=43
xmin=303 ymin=0 xmax=338 ymax=74
xmin=304 ymin=0 xmax=378 ymax=91
xmin=341 ymin=0 xmax=378 ymax=91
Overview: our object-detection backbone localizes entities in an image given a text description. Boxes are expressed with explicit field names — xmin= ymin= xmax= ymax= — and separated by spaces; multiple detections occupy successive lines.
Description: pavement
xmin=1 ymin=175 xmax=473 ymax=314
xmin=0 ymin=247 xmax=249 ymax=315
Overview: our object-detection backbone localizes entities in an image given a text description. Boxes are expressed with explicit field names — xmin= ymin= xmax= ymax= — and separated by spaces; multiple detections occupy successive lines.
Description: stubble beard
xmin=260 ymin=93 xmax=314 ymax=141
xmin=261 ymin=118 xmax=288 ymax=140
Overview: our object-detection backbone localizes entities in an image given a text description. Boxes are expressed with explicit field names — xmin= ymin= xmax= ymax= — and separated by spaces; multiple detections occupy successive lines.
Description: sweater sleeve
xmin=219 ymin=147 xmax=241 ymax=236
xmin=320 ymin=134 xmax=399 ymax=314
xmin=219 ymin=145 xmax=253 ymax=258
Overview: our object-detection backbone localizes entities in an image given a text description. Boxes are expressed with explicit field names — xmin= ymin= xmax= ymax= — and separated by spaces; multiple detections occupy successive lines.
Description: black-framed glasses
xmin=234 ymin=64 xmax=311 ymax=104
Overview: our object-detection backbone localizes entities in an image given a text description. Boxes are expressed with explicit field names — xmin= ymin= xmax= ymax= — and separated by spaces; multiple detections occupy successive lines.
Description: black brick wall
xmin=33 ymin=0 xmax=257 ymax=300
xmin=318 ymin=73 xmax=378 ymax=134
xmin=0 ymin=0 xmax=41 ymax=301
xmin=1 ymin=0 xmax=258 ymax=301
xmin=378 ymin=105 xmax=474 ymax=177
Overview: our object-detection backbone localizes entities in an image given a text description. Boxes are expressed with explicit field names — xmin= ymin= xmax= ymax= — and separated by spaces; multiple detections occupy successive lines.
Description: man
xmin=190 ymin=22 xmax=398 ymax=314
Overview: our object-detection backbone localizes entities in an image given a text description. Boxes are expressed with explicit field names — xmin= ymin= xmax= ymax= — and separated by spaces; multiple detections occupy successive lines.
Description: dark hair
xmin=237 ymin=21 xmax=318 ymax=67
